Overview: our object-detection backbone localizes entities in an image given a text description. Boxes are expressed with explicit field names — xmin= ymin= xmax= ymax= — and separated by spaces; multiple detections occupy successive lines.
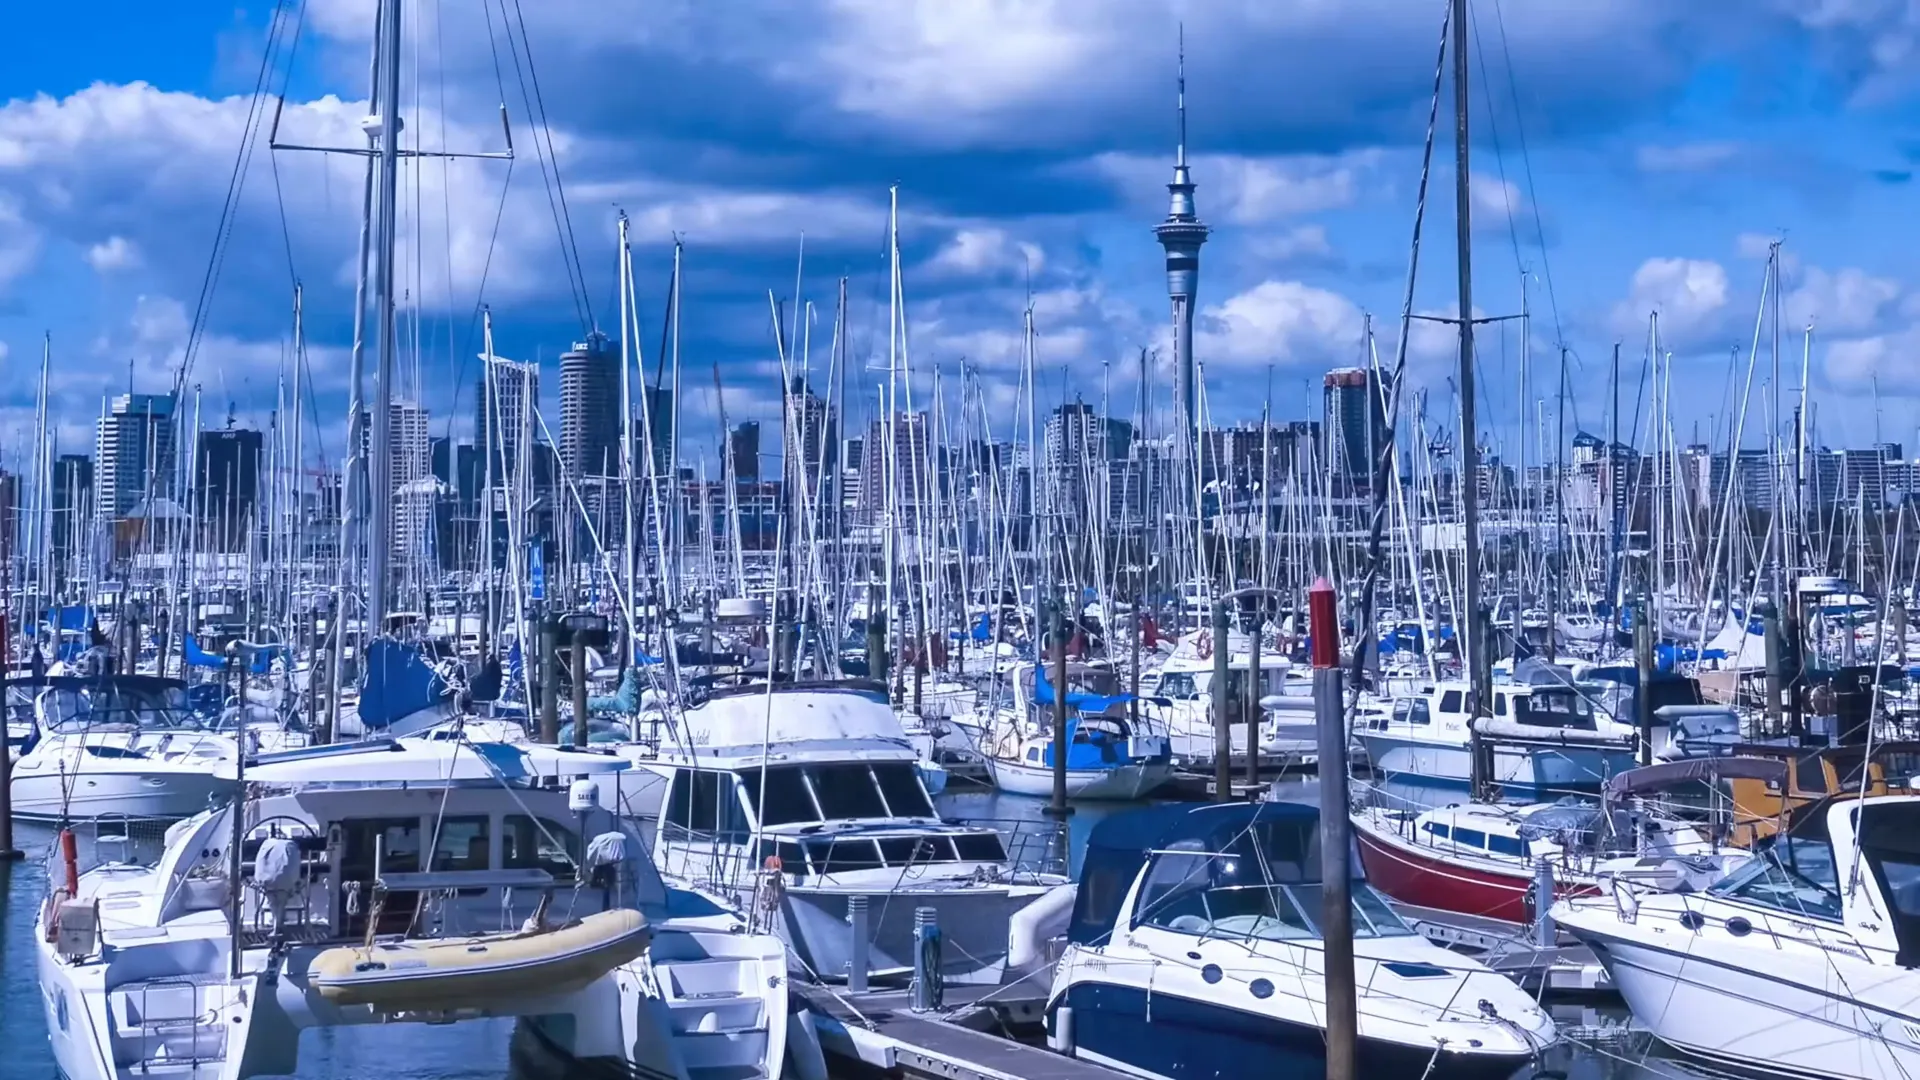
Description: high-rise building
xmin=389 ymin=401 xmax=432 ymax=558
xmin=51 ymin=454 xmax=93 ymax=563
xmin=559 ymin=334 xmax=621 ymax=479
xmin=196 ymin=428 xmax=263 ymax=548
xmin=1154 ymin=43 xmax=1208 ymax=449
xmin=97 ymin=393 xmax=177 ymax=520
xmin=858 ymin=414 xmax=929 ymax=524
xmin=729 ymin=421 xmax=761 ymax=482
xmin=475 ymin=356 xmax=539 ymax=485
xmin=1323 ymin=368 xmax=1386 ymax=489
xmin=784 ymin=377 xmax=838 ymax=482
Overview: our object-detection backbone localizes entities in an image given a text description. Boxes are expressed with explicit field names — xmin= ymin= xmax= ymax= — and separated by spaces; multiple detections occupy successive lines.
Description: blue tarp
xmin=358 ymin=639 xmax=449 ymax=731
xmin=43 ymin=606 xmax=90 ymax=632
xmin=971 ymin=612 xmax=993 ymax=643
xmin=1033 ymin=659 xmax=1131 ymax=713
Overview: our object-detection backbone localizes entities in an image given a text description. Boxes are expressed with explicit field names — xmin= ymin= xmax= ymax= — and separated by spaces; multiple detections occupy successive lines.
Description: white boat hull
xmin=1356 ymin=732 xmax=1627 ymax=791
xmin=10 ymin=768 xmax=233 ymax=821
xmin=984 ymin=757 xmax=1173 ymax=800
xmin=1572 ymin=926 xmax=1920 ymax=1079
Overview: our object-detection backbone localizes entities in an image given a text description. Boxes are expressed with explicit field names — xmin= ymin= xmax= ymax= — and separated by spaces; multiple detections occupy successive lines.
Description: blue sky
xmin=4 ymin=0 xmax=1920 ymax=475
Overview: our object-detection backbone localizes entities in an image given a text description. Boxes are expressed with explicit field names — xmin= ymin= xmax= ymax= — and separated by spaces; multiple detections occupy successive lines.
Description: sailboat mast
xmin=366 ymin=0 xmax=403 ymax=638
xmin=1451 ymin=0 xmax=1487 ymax=706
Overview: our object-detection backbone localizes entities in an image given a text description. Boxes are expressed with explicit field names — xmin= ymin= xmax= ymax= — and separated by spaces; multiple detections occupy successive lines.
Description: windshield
xmin=38 ymin=682 xmax=197 ymax=734
xmin=1134 ymin=817 xmax=1412 ymax=941
xmin=1709 ymin=833 xmax=1842 ymax=921
xmin=738 ymin=761 xmax=937 ymax=825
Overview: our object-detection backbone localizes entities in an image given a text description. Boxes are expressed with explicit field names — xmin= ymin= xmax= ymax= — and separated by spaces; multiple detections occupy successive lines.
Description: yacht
xmin=642 ymin=676 xmax=1076 ymax=986
xmin=1556 ymin=794 xmax=1920 ymax=1079
xmin=1353 ymin=679 xmax=1637 ymax=792
xmin=35 ymin=736 xmax=795 ymax=1080
xmin=10 ymin=675 xmax=239 ymax=821
xmin=1049 ymin=801 xmax=1556 ymax=1079
xmin=978 ymin=662 xmax=1173 ymax=801
xmin=1140 ymin=627 xmax=1299 ymax=763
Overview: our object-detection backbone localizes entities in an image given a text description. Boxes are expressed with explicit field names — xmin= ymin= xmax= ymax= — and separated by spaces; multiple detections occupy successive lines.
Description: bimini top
xmin=1068 ymin=800 xmax=1332 ymax=946
xmin=224 ymin=737 xmax=629 ymax=785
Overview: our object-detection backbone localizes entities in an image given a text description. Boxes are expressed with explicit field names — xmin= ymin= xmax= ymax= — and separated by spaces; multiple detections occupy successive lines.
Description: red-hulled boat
xmin=1352 ymin=801 xmax=1591 ymax=923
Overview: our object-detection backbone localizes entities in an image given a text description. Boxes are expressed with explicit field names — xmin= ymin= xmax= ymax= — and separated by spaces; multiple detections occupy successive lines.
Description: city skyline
xmin=5 ymin=6 xmax=1920 ymax=481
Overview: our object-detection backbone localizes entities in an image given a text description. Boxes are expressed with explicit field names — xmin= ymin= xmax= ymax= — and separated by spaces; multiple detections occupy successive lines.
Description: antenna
xmin=1176 ymin=23 xmax=1187 ymax=167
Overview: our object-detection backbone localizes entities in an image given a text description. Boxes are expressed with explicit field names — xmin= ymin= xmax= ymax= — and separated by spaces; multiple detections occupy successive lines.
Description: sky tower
xmin=1154 ymin=30 xmax=1209 ymax=450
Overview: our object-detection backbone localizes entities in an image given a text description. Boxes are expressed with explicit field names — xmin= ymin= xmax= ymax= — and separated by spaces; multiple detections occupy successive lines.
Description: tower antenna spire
xmin=1177 ymin=22 xmax=1187 ymax=167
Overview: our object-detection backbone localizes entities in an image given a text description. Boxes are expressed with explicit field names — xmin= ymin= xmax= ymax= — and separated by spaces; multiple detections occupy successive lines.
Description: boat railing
xmin=947 ymin=816 xmax=1071 ymax=879
xmin=45 ymin=814 xmax=175 ymax=878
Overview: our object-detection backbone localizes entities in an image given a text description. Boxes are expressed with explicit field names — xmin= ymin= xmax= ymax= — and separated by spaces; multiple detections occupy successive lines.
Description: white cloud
xmin=1088 ymin=150 xmax=1374 ymax=225
xmin=1611 ymin=257 xmax=1732 ymax=345
xmin=1824 ymin=326 xmax=1920 ymax=390
xmin=1193 ymin=279 xmax=1365 ymax=369
xmin=1469 ymin=173 xmax=1525 ymax=222
xmin=1248 ymin=224 xmax=1333 ymax=263
xmin=926 ymin=227 xmax=1044 ymax=277
xmin=1735 ymin=232 xmax=1780 ymax=260
xmin=85 ymin=235 xmax=142 ymax=272
xmin=1636 ymin=141 xmax=1741 ymax=172
xmin=1785 ymin=266 xmax=1900 ymax=335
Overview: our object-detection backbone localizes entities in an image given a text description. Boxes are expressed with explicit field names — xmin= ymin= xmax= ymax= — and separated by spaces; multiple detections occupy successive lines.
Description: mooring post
xmin=571 ymin=621 xmax=591 ymax=748
xmin=911 ymin=906 xmax=942 ymax=1012
xmin=0 ymin=616 xmax=21 ymax=861
xmin=1246 ymin=606 xmax=1262 ymax=788
xmin=1212 ymin=598 xmax=1232 ymax=802
xmin=846 ymin=894 xmax=870 ymax=994
xmin=1533 ymin=857 xmax=1557 ymax=948
xmin=1046 ymin=595 xmax=1074 ymax=819
xmin=1634 ymin=596 xmax=1655 ymax=767
xmin=1311 ymin=578 xmax=1356 ymax=1080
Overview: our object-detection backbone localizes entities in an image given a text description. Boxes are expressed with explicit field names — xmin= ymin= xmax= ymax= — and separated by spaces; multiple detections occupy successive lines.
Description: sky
xmin=4 ymin=0 xmax=1920 ymax=477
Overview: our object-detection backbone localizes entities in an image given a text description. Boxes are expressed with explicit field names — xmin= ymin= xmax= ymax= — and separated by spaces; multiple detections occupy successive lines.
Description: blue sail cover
xmin=43 ymin=606 xmax=91 ymax=632
xmin=358 ymin=639 xmax=449 ymax=730
xmin=182 ymin=636 xmax=286 ymax=674
xmin=1033 ymin=658 xmax=1131 ymax=712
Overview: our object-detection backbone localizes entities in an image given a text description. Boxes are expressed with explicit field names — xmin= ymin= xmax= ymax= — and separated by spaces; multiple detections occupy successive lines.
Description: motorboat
xmin=1556 ymin=794 xmax=1920 ymax=1079
xmin=34 ymin=735 xmax=797 ymax=1080
xmin=642 ymin=676 xmax=1076 ymax=987
xmin=9 ymin=675 xmax=239 ymax=822
xmin=1353 ymin=679 xmax=1637 ymax=793
xmin=1140 ymin=626 xmax=1298 ymax=763
xmin=1048 ymin=801 xmax=1556 ymax=1079
xmin=976 ymin=662 xmax=1173 ymax=801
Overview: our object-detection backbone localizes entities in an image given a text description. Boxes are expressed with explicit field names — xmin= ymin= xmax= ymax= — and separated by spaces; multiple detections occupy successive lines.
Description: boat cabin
xmin=1721 ymin=741 xmax=1920 ymax=843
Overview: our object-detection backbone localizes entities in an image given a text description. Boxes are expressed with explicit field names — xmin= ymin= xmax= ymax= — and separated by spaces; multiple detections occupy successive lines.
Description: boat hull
xmin=1567 ymin=922 xmax=1920 ymax=1080
xmin=9 ymin=767 xmax=234 ymax=821
xmin=1053 ymin=978 xmax=1531 ymax=1080
xmin=1353 ymin=818 xmax=1597 ymax=922
xmin=984 ymin=757 xmax=1173 ymax=800
xmin=1356 ymin=732 xmax=1629 ymax=793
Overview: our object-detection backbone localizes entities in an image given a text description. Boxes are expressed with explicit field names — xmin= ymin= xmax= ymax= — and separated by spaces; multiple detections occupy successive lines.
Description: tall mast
xmin=366 ymin=0 xmax=403 ymax=637
xmin=1451 ymin=0 xmax=1487 ymax=706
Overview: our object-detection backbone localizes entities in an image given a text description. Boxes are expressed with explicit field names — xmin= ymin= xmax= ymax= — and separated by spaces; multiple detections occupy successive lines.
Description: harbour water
xmin=1 ymin=781 xmax=1747 ymax=1080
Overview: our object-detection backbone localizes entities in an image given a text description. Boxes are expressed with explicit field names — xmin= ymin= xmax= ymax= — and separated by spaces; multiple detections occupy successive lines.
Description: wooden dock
xmin=797 ymin=981 xmax=1127 ymax=1080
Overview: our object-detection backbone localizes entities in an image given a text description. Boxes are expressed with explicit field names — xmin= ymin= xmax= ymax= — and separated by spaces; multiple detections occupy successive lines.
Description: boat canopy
xmin=1604 ymin=755 xmax=1788 ymax=799
xmin=1068 ymin=801 xmax=1334 ymax=946
xmin=1033 ymin=659 xmax=1132 ymax=712
xmin=227 ymin=737 xmax=629 ymax=784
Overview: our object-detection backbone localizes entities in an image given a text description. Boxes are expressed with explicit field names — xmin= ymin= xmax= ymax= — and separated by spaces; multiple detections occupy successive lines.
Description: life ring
xmin=1196 ymin=630 xmax=1213 ymax=660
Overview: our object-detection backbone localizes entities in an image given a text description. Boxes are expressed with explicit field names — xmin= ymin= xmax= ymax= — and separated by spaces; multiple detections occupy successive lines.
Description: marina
xmin=7 ymin=2 xmax=1920 ymax=1080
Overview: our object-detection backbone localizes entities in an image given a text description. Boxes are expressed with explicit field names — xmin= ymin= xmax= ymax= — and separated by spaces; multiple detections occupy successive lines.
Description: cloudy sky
xmin=3 ymin=0 xmax=1920 ymax=475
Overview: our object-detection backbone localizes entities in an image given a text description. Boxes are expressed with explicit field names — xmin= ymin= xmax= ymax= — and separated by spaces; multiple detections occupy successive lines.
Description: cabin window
xmin=1158 ymin=673 xmax=1198 ymax=700
xmin=1493 ymin=695 xmax=1506 ymax=717
xmin=666 ymin=770 xmax=729 ymax=833
xmin=1452 ymin=827 xmax=1488 ymax=849
xmin=810 ymin=764 xmax=890 ymax=820
xmin=1422 ymin=822 xmax=1451 ymax=841
xmin=738 ymin=766 xmax=819 ymax=826
xmin=1409 ymin=699 xmax=1430 ymax=725
xmin=1026 ymin=748 xmax=1042 ymax=763
xmin=428 ymin=816 xmax=491 ymax=872
xmin=503 ymin=815 xmax=579 ymax=878
xmin=952 ymin=833 xmax=1008 ymax=863
xmin=804 ymin=838 xmax=884 ymax=875
xmin=1487 ymin=834 xmax=1527 ymax=858
xmin=874 ymin=762 xmax=937 ymax=818
xmin=880 ymin=836 xmax=954 ymax=865
xmin=1439 ymin=690 xmax=1464 ymax=714
xmin=1791 ymin=753 xmax=1829 ymax=798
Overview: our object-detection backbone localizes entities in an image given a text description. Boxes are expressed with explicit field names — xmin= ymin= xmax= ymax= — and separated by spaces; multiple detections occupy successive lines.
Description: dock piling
xmin=1309 ymin=577 xmax=1355 ymax=1080
xmin=1532 ymin=858 xmax=1556 ymax=947
xmin=1212 ymin=598 xmax=1231 ymax=803
xmin=911 ymin=906 xmax=942 ymax=1013
xmin=847 ymin=895 xmax=871 ymax=993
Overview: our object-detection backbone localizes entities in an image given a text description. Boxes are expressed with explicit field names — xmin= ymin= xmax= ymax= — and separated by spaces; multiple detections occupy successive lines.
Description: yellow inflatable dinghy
xmin=310 ymin=908 xmax=651 ymax=1011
